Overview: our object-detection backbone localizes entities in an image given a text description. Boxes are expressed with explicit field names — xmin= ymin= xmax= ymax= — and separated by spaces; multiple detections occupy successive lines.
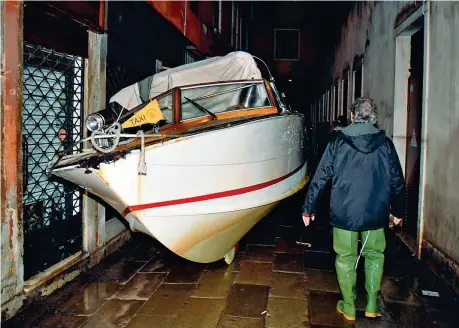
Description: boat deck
xmin=54 ymin=112 xmax=281 ymax=169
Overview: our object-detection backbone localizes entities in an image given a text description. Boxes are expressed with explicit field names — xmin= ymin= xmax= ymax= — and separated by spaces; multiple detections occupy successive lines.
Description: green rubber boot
xmin=333 ymin=228 xmax=358 ymax=321
xmin=361 ymin=229 xmax=386 ymax=318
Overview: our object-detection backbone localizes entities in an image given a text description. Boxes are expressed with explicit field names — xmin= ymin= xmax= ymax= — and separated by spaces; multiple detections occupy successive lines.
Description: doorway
xmin=404 ymin=27 xmax=424 ymax=240
xmin=393 ymin=4 xmax=429 ymax=256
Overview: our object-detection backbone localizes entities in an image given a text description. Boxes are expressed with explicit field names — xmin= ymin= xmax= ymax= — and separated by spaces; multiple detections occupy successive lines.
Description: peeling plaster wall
xmin=330 ymin=1 xmax=459 ymax=282
xmin=0 ymin=0 xmax=4 ymax=305
xmin=1 ymin=1 xmax=25 ymax=318
xmin=423 ymin=2 xmax=459 ymax=265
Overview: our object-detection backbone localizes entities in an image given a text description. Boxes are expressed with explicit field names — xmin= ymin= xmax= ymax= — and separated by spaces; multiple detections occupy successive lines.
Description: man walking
xmin=302 ymin=97 xmax=405 ymax=321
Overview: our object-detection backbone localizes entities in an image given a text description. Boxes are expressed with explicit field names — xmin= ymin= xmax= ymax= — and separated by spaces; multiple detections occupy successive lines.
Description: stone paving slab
xmin=192 ymin=271 xmax=237 ymax=299
xmin=80 ymin=299 xmax=144 ymax=328
xmin=126 ymin=315 xmax=176 ymax=328
xmin=303 ymin=250 xmax=335 ymax=272
xmin=385 ymin=302 xmax=435 ymax=328
xmin=308 ymin=291 xmax=354 ymax=327
xmin=59 ymin=282 xmax=119 ymax=315
xmin=304 ymin=269 xmax=340 ymax=293
xmin=245 ymin=245 xmax=275 ymax=263
xmin=273 ymin=253 xmax=304 ymax=273
xmin=97 ymin=260 xmax=146 ymax=284
xmin=274 ymin=237 xmax=291 ymax=254
xmin=139 ymin=255 xmax=175 ymax=273
xmin=266 ymin=297 xmax=309 ymax=328
xmin=381 ymin=277 xmax=423 ymax=306
xmin=269 ymin=272 xmax=308 ymax=299
xmin=354 ymin=318 xmax=398 ymax=328
xmin=172 ymin=298 xmax=226 ymax=328
xmin=218 ymin=316 xmax=265 ymax=328
xmin=136 ymin=283 xmax=195 ymax=317
xmin=235 ymin=261 xmax=273 ymax=286
xmin=223 ymin=283 xmax=270 ymax=318
xmin=111 ymin=272 xmax=167 ymax=300
xmin=205 ymin=254 xmax=245 ymax=272
xmin=164 ymin=260 xmax=206 ymax=283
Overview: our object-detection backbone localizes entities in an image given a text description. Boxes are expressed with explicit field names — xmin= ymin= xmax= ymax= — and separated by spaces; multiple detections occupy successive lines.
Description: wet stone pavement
xmin=4 ymin=214 xmax=459 ymax=328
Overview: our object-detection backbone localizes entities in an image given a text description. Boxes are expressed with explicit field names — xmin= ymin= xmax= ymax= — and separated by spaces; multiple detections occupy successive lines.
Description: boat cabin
xmin=118 ymin=79 xmax=281 ymax=133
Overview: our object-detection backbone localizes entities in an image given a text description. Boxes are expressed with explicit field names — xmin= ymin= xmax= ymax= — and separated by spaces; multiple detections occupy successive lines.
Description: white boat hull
xmin=53 ymin=114 xmax=307 ymax=262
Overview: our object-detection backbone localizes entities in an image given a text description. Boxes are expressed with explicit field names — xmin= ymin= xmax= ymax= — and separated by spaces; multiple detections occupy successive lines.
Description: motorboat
xmin=50 ymin=51 xmax=308 ymax=264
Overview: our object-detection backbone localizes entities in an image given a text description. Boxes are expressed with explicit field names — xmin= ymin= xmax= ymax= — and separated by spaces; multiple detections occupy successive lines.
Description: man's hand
xmin=302 ymin=213 xmax=315 ymax=227
xmin=393 ymin=217 xmax=403 ymax=226
xmin=390 ymin=214 xmax=403 ymax=226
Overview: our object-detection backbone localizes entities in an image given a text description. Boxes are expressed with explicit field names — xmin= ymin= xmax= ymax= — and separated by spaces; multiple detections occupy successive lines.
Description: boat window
xmin=156 ymin=91 xmax=173 ymax=124
xmin=180 ymin=82 xmax=271 ymax=121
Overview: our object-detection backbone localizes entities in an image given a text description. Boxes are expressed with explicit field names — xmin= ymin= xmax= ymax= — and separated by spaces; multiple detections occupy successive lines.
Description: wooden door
xmin=404 ymin=73 xmax=422 ymax=239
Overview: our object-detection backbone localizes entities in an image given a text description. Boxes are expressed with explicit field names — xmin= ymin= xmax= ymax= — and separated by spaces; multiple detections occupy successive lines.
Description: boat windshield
xmin=157 ymin=91 xmax=174 ymax=124
xmin=180 ymin=81 xmax=271 ymax=121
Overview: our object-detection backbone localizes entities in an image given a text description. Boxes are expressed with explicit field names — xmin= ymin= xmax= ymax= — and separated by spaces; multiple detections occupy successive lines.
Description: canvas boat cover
xmin=110 ymin=51 xmax=262 ymax=110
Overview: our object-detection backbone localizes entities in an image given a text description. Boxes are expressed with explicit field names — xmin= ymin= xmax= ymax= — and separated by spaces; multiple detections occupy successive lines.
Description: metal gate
xmin=22 ymin=43 xmax=84 ymax=280
xmin=107 ymin=66 xmax=131 ymax=103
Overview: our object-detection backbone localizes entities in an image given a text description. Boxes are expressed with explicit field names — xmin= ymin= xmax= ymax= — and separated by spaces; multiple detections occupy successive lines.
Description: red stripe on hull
xmin=122 ymin=161 xmax=306 ymax=216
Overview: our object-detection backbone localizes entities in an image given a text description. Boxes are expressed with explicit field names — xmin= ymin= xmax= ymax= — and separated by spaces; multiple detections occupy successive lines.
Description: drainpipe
xmin=231 ymin=1 xmax=234 ymax=47
xmin=183 ymin=0 xmax=187 ymax=37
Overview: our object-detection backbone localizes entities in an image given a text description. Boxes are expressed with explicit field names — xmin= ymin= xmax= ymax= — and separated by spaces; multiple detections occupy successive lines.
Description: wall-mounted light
xmin=288 ymin=79 xmax=293 ymax=82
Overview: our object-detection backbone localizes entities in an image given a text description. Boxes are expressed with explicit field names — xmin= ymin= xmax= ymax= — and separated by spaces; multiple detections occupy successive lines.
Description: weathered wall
xmin=331 ymin=1 xmax=412 ymax=135
xmin=423 ymin=1 xmax=459 ymax=265
xmin=147 ymin=1 xmax=233 ymax=57
xmin=328 ymin=0 xmax=459 ymax=287
xmin=1 ymin=0 xmax=25 ymax=318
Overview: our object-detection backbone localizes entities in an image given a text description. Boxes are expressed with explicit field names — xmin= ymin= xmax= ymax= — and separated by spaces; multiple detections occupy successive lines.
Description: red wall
xmin=147 ymin=0 xmax=231 ymax=57
xmin=250 ymin=27 xmax=315 ymax=78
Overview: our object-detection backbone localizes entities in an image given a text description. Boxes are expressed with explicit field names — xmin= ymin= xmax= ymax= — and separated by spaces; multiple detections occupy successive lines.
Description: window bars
xmin=22 ymin=42 xmax=84 ymax=279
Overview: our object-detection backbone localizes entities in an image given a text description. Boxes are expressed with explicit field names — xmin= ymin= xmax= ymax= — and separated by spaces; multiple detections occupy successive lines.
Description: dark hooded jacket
xmin=303 ymin=123 xmax=406 ymax=231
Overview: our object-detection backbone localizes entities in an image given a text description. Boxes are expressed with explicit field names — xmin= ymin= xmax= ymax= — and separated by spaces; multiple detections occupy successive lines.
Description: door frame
xmin=392 ymin=2 xmax=431 ymax=258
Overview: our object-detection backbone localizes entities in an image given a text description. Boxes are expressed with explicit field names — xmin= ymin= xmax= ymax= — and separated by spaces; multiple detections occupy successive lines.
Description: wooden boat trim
xmin=178 ymin=78 xmax=265 ymax=89
xmin=116 ymin=107 xmax=279 ymax=152
xmin=173 ymin=88 xmax=181 ymax=124
xmin=264 ymin=80 xmax=279 ymax=108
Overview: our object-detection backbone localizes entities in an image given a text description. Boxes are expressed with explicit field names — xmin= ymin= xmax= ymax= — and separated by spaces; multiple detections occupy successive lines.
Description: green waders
xmin=333 ymin=227 xmax=386 ymax=320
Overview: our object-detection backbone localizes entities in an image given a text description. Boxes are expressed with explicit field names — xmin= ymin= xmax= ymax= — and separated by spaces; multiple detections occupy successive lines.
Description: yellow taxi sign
xmin=122 ymin=99 xmax=165 ymax=129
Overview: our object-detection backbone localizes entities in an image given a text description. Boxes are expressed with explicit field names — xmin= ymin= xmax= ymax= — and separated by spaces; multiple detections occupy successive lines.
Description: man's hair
xmin=350 ymin=97 xmax=378 ymax=124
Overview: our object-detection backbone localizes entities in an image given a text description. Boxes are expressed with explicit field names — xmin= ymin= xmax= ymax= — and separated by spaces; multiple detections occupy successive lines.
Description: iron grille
xmin=106 ymin=65 xmax=147 ymax=104
xmin=106 ymin=66 xmax=130 ymax=102
xmin=22 ymin=43 xmax=84 ymax=280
